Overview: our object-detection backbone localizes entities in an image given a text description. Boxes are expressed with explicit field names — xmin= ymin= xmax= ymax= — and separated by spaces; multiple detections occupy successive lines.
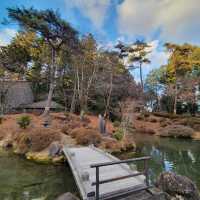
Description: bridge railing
xmin=90 ymin=156 xmax=151 ymax=200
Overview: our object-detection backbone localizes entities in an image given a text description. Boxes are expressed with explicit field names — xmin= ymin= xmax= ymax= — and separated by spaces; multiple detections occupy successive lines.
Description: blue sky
xmin=0 ymin=0 xmax=200 ymax=81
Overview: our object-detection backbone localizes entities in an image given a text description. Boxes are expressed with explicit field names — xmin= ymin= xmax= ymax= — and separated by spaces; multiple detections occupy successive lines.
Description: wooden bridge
xmin=62 ymin=146 xmax=164 ymax=200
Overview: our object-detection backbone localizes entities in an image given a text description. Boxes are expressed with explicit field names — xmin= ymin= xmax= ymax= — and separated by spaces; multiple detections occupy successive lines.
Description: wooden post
xmin=144 ymin=159 xmax=149 ymax=187
xmin=96 ymin=166 xmax=100 ymax=200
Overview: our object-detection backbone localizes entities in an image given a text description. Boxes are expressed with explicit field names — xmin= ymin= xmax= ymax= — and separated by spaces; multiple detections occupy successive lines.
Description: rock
xmin=56 ymin=192 xmax=79 ymax=200
xmin=48 ymin=141 xmax=62 ymax=157
xmin=156 ymin=172 xmax=200 ymax=200
xmin=52 ymin=155 xmax=64 ymax=164
xmin=2 ymin=139 xmax=13 ymax=149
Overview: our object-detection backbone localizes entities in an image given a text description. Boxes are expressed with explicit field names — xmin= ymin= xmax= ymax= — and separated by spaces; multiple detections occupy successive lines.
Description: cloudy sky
xmin=0 ymin=0 xmax=200 ymax=80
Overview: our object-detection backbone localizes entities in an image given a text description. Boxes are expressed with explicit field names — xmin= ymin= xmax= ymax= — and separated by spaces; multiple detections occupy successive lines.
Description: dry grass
xmin=72 ymin=128 xmax=102 ymax=146
xmin=159 ymin=125 xmax=194 ymax=138
xmin=15 ymin=128 xmax=61 ymax=152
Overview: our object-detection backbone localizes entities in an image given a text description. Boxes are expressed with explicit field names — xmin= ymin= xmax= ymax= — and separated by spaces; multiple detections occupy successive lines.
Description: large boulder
xmin=48 ymin=141 xmax=62 ymax=157
xmin=56 ymin=193 xmax=79 ymax=200
xmin=159 ymin=125 xmax=194 ymax=138
xmin=156 ymin=172 xmax=200 ymax=200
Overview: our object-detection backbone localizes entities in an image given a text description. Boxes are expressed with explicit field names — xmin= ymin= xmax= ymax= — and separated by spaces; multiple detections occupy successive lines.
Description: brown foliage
xmin=137 ymin=127 xmax=156 ymax=134
xmin=102 ymin=137 xmax=121 ymax=151
xmin=16 ymin=128 xmax=61 ymax=152
xmin=148 ymin=117 xmax=158 ymax=123
xmin=159 ymin=125 xmax=194 ymax=138
xmin=73 ymin=128 xmax=102 ymax=146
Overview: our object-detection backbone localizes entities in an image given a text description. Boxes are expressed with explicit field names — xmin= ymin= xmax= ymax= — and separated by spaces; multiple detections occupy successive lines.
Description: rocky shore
xmin=55 ymin=172 xmax=200 ymax=200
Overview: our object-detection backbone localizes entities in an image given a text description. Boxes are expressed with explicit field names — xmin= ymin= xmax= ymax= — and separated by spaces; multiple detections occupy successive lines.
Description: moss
xmin=26 ymin=152 xmax=52 ymax=164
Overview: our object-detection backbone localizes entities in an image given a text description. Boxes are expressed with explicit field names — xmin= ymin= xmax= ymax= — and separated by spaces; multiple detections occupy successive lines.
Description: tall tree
xmin=165 ymin=43 xmax=196 ymax=114
xmin=7 ymin=7 xmax=78 ymax=116
xmin=116 ymin=40 xmax=151 ymax=91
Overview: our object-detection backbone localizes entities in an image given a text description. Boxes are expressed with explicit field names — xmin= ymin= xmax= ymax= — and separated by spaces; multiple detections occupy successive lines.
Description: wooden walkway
xmin=63 ymin=146 xmax=153 ymax=200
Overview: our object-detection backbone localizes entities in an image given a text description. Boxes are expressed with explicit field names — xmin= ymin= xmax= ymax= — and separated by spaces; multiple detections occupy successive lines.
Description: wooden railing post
xmin=144 ymin=159 xmax=149 ymax=187
xmin=96 ymin=166 xmax=100 ymax=200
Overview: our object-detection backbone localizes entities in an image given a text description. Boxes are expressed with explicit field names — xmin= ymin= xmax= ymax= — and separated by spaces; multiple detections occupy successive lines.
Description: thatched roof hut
xmin=0 ymin=80 xmax=34 ymax=111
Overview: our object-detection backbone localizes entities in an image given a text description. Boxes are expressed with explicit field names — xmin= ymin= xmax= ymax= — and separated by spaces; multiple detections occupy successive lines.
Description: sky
xmin=0 ymin=0 xmax=200 ymax=81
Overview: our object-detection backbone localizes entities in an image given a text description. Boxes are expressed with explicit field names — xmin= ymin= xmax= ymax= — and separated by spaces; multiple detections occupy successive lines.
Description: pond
xmin=0 ymin=150 xmax=77 ymax=200
xmin=118 ymin=134 xmax=200 ymax=189
xmin=1 ymin=135 xmax=200 ymax=199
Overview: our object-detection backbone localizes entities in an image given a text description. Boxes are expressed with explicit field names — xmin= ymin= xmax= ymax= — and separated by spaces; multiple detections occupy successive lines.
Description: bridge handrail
xmin=90 ymin=156 xmax=151 ymax=200
xmin=90 ymin=156 xmax=151 ymax=168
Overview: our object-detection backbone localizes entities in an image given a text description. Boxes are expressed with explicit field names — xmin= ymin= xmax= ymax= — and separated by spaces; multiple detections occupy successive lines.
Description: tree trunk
xmin=70 ymin=81 xmax=77 ymax=113
xmin=43 ymin=47 xmax=56 ymax=117
xmin=174 ymin=83 xmax=177 ymax=114
xmin=104 ymin=71 xmax=113 ymax=118
xmin=139 ymin=62 xmax=144 ymax=91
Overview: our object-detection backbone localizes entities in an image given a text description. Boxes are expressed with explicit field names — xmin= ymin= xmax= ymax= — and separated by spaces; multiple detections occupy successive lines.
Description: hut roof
xmin=23 ymin=100 xmax=63 ymax=109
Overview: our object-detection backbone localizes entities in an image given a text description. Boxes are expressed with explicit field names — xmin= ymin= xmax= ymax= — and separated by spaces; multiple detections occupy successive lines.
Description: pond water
xmin=1 ymin=135 xmax=200 ymax=199
xmin=118 ymin=134 xmax=200 ymax=189
xmin=0 ymin=150 xmax=77 ymax=200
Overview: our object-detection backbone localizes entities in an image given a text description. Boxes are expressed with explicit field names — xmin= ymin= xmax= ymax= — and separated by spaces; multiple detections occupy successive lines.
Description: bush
xmin=153 ymin=112 xmax=179 ymax=119
xmin=143 ymin=112 xmax=150 ymax=118
xmin=148 ymin=117 xmax=158 ymax=123
xmin=17 ymin=115 xmax=31 ymax=129
xmin=102 ymin=137 xmax=121 ymax=151
xmin=113 ymin=121 xmax=121 ymax=127
xmin=137 ymin=127 xmax=156 ymax=134
xmin=113 ymin=128 xmax=124 ymax=141
xmin=73 ymin=128 xmax=102 ymax=146
xmin=160 ymin=121 xmax=169 ymax=127
xmin=16 ymin=128 xmax=61 ymax=152
xmin=136 ymin=115 xmax=144 ymax=121
xmin=159 ymin=125 xmax=194 ymax=138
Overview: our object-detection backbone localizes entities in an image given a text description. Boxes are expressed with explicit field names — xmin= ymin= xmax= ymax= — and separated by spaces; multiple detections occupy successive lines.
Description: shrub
xmin=136 ymin=115 xmax=144 ymax=121
xmin=113 ymin=121 xmax=121 ymax=127
xmin=184 ymin=118 xmax=200 ymax=129
xmin=159 ymin=125 xmax=194 ymax=138
xmin=113 ymin=128 xmax=124 ymax=141
xmin=16 ymin=128 xmax=61 ymax=152
xmin=160 ymin=121 xmax=168 ymax=127
xmin=17 ymin=115 xmax=31 ymax=129
xmin=73 ymin=128 xmax=102 ymax=146
xmin=137 ymin=127 xmax=156 ymax=134
xmin=143 ymin=112 xmax=150 ymax=118
xmin=159 ymin=118 xmax=166 ymax=123
xmin=153 ymin=112 xmax=179 ymax=119
xmin=148 ymin=117 xmax=158 ymax=123
xmin=102 ymin=137 xmax=121 ymax=151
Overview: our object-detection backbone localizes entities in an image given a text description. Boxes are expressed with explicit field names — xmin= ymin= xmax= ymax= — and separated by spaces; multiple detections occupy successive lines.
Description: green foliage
xmin=113 ymin=128 xmax=124 ymax=141
xmin=17 ymin=115 xmax=31 ymax=129
xmin=7 ymin=7 xmax=78 ymax=47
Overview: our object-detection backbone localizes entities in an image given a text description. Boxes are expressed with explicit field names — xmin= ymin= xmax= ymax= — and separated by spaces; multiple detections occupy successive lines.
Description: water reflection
xmin=0 ymin=150 xmax=77 ymax=200
xmin=120 ymin=134 xmax=200 ymax=188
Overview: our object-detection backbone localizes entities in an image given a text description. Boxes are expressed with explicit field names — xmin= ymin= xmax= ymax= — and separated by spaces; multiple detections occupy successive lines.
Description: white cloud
xmin=0 ymin=28 xmax=16 ymax=46
xmin=117 ymin=0 xmax=200 ymax=43
xmin=67 ymin=0 xmax=111 ymax=29
xmin=147 ymin=40 xmax=169 ymax=69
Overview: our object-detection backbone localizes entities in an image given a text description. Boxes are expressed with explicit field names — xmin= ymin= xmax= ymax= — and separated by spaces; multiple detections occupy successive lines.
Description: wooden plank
xmin=63 ymin=146 xmax=148 ymax=200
